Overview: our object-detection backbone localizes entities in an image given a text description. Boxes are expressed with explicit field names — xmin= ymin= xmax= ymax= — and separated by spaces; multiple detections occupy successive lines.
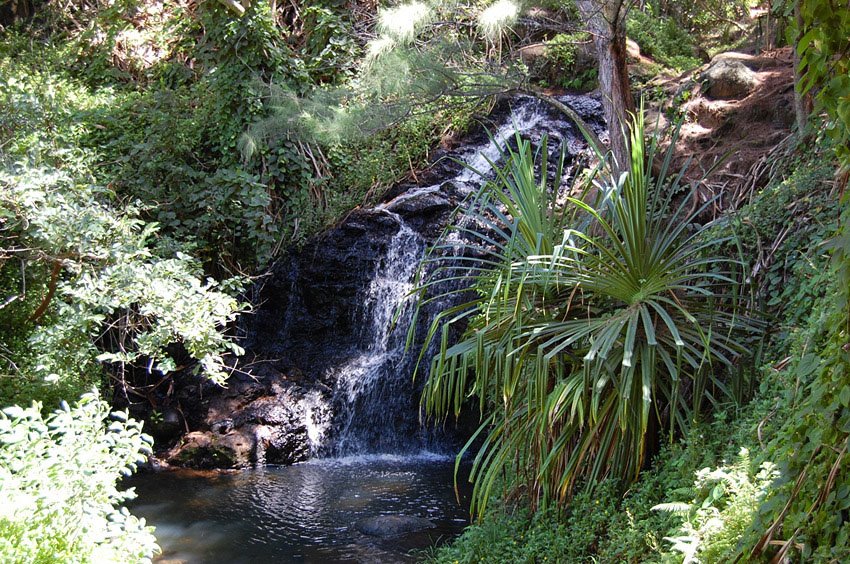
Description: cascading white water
xmin=327 ymin=213 xmax=425 ymax=455
xmin=307 ymin=95 xmax=603 ymax=456
xmin=453 ymin=100 xmax=561 ymax=187
xmin=300 ymin=390 xmax=332 ymax=456
xmin=378 ymin=97 xmax=572 ymax=214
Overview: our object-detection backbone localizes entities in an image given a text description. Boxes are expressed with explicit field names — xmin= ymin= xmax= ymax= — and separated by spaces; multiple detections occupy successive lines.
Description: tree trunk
xmin=792 ymin=1 xmax=813 ymax=134
xmin=575 ymin=0 xmax=635 ymax=172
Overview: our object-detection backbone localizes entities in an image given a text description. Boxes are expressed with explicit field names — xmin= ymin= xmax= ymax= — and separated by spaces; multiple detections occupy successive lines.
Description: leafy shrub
xmin=627 ymin=9 xmax=700 ymax=72
xmin=653 ymin=448 xmax=779 ymax=562
xmin=0 ymin=166 xmax=245 ymax=405
xmin=712 ymin=153 xmax=837 ymax=343
xmin=541 ymin=32 xmax=597 ymax=91
xmin=297 ymin=5 xmax=362 ymax=84
xmin=647 ymin=212 xmax=849 ymax=562
xmin=3 ymin=1 xmax=369 ymax=271
xmin=646 ymin=0 xmax=749 ymax=43
xmin=72 ymin=2 xmax=307 ymax=269
xmin=429 ymin=133 xmax=845 ymax=564
xmin=0 ymin=38 xmax=116 ymax=171
xmin=788 ymin=0 xmax=850 ymax=164
xmin=741 ymin=235 xmax=850 ymax=561
xmin=0 ymin=392 xmax=158 ymax=563
xmin=430 ymin=405 xmax=781 ymax=563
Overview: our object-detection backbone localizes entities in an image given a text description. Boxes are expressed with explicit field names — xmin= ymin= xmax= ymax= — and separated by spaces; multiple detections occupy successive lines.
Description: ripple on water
xmin=127 ymin=455 xmax=470 ymax=563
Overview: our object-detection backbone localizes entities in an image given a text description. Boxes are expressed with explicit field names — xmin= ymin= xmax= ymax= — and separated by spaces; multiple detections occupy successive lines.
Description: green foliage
xmin=729 ymin=154 xmax=837 ymax=331
xmin=430 ymin=134 xmax=845 ymax=564
xmin=66 ymin=0 xmax=190 ymax=86
xmin=741 ymin=234 xmax=850 ymax=561
xmin=627 ymin=8 xmax=700 ymax=72
xmin=0 ymin=38 xmax=115 ymax=170
xmin=0 ymin=392 xmax=158 ymax=563
xmin=429 ymin=421 xmax=749 ymax=563
xmin=640 ymin=140 xmax=845 ymax=563
xmin=412 ymin=112 xmax=755 ymax=517
xmin=428 ymin=482 xmax=622 ymax=564
xmin=0 ymin=166 xmax=245 ymax=404
xmin=545 ymin=33 xmax=583 ymax=70
xmin=645 ymin=203 xmax=849 ymax=561
xmin=1 ymin=0 xmax=465 ymax=405
xmin=654 ymin=448 xmax=779 ymax=562
xmin=297 ymin=6 xmax=362 ymax=84
xmin=649 ymin=0 xmax=749 ymax=40
xmin=786 ymin=0 xmax=850 ymax=165
xmin=75 ymin=1 xmax=307 ymax=268
xmin=249 ymin=0 xmax=582 ymax=200
xmin=540 ymin=32 xmax=598 ymax=91
xmin=2 ymin=0 xmax=376 ymax=270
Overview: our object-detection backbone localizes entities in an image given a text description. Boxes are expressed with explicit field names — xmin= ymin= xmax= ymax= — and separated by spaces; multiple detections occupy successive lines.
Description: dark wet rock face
xmin=355 ymin=515 xmax=436 ymax=538
xmin=246 ymin=209 xmax=405 ymax=379
xmin=164 ymin=379 xmax=330 ymax=469
xmin=381 ymin=187 xmax=454 ymax=239
xmin=146 ymin=407 xmax=183 ymax=442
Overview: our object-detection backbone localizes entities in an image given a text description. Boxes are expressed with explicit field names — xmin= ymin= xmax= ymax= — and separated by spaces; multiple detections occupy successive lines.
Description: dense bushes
xmin=0 ymin=393 xmax=158 ymax=563
xmin=627 ymin=8 xmax=700 ymax=72
xmin=0 ymin=166 xmax=245 ymax=405
xmin=639 ymin=0 xmax=750 ymax=46
xmin=72 ymin=1 xmax=327 ymax=270
xmin=3 ymin=0 xmax=456 ymax=274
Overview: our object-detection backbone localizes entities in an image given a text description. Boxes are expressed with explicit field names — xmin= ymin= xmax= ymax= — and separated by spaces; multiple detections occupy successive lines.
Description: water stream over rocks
xmin=132 ymin=94 xmax=604 ymax=562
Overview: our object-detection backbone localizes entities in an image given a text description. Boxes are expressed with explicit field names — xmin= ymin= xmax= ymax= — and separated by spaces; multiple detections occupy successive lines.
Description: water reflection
xmin=127 ymin=454 xmax=470 ymax=563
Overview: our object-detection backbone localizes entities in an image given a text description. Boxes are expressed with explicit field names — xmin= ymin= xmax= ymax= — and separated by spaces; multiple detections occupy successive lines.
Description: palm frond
xmin=408 ymin=108 xmax=760 ymax=516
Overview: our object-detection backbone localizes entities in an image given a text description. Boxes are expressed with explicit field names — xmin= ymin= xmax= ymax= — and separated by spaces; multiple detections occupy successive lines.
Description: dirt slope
xmin=641 ymin=47 xmax=798 ymax=214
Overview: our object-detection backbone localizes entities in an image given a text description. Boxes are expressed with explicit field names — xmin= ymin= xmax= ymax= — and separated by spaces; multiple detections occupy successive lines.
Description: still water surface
xmin=128 ymin=453 xmax=470 ymax=563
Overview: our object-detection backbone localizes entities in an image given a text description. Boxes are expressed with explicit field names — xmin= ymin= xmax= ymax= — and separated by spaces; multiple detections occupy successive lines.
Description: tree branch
xmin=28 ymin=261 xmax=61 ymax=323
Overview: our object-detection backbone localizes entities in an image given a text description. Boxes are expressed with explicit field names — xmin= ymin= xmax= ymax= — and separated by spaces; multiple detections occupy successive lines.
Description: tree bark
xmin=218 ymin=0 xmax=246 ymax=16
xmin=792 ymin=1 xmax=813 ymax=134
xmin=575 ymin=0 xmax=635 ymax=172
xmin=29 ymin=261 xmax=61 ymax=324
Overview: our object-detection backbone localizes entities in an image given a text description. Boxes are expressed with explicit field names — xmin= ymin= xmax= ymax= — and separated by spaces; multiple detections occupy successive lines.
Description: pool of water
xmin=127 ymin=453 xmax=471 ymax=563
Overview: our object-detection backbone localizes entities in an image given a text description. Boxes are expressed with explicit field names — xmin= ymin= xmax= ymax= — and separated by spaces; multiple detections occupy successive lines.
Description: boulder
xmin=167 ymin=430 xmax=250 ymax=468
xmin=382 ymin=189 xmax=450 ymax=218
xmin=711 ymin=51 xmax=780 ymax=72
xmin=146 ymin=407 xmax=183 ymax=442
xmin=702 ymin=58 xmax=758 ymax=100
xmin=626 ymin=38 xmax=641 ymax=59
xmin=355 ymin=515 xmax=436 ymax=537
xmin=164 ymin=379 xmax=331 ymax=469
xmin=517 ymin=39 xmax=596 ymax=85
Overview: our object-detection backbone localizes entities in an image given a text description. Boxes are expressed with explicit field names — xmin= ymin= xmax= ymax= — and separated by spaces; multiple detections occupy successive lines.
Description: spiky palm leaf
xmin=410 ymin=110 xmax=756 ymax=517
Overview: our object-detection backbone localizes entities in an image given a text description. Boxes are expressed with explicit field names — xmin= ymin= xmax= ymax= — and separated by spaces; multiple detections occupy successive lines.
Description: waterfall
xmin=243 ymin=94 xmax=605 ymax=461
xmin=317 ymin=95 xmax=604 ymax=456
xmin=325 ymin=214 xmax=426 ymax=455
